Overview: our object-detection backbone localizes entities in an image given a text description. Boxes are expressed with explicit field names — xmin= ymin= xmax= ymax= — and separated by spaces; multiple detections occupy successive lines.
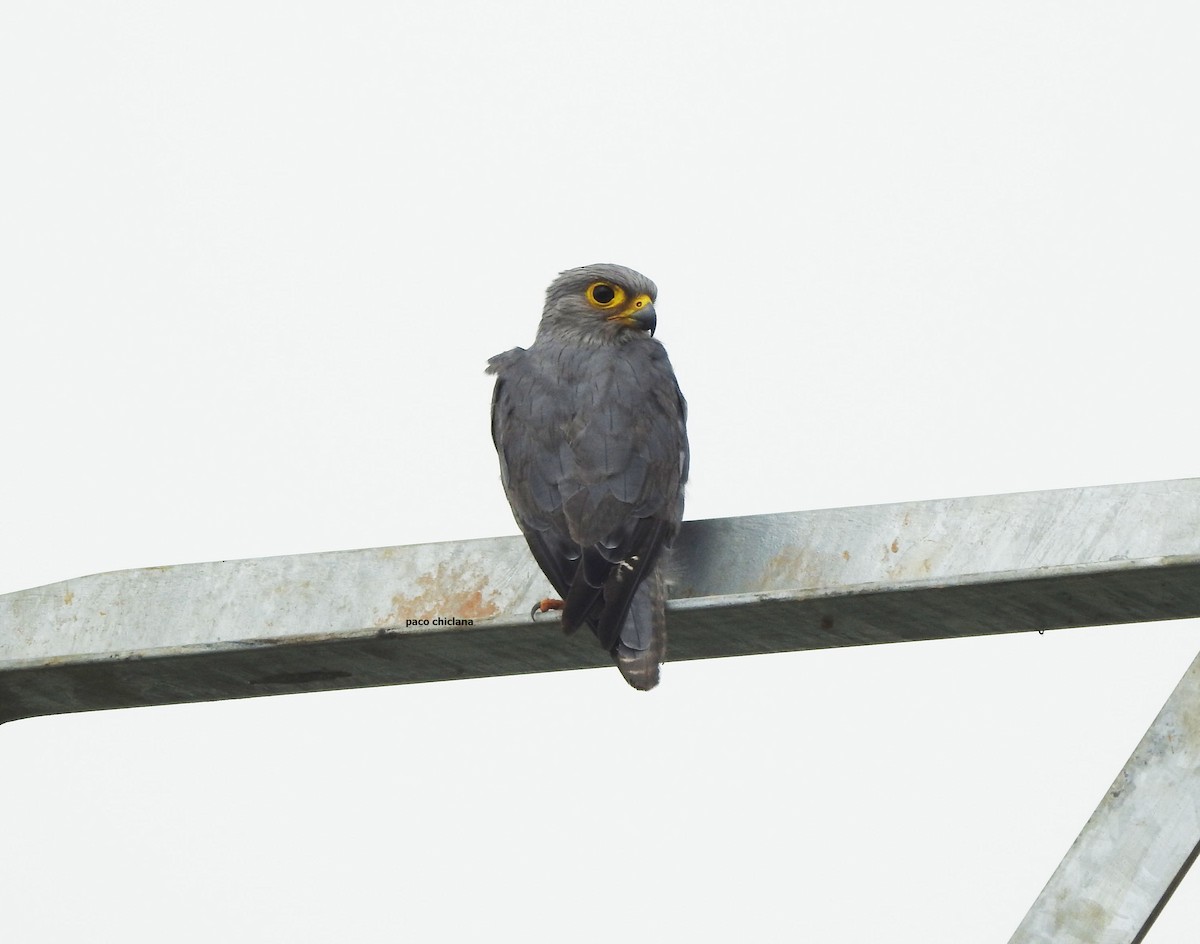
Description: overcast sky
xmin=3 ymin=3 xmax=1199 ymax=941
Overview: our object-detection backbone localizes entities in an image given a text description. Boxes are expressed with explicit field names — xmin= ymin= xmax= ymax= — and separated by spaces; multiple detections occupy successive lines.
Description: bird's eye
xmin=591 ymin=284 xmax=615 ymax=304
xmin=586 ymin=282 xmax=624 ymax=309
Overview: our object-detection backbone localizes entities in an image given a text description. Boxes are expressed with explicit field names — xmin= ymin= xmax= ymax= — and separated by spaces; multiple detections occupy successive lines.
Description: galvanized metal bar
xmin=2 ymin=478 xmax=1200 ymax=724
xmin=1009 ymin=648 xmax=1200 ymax=944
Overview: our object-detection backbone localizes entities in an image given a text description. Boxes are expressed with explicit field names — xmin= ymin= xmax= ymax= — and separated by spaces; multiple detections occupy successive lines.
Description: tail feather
xmin=613 ymin=567 xmax=667 ymax=691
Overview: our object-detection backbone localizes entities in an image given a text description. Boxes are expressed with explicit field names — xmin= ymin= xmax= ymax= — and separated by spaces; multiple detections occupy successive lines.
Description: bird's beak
xmin=631 ymin=302 xmax=657 ymax=336
xmin=607 ymin=294 xmax=657 ymax=336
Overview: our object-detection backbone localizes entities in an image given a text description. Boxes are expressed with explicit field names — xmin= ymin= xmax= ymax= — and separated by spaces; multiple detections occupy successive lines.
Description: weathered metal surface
xmin=2 ymin=478 xmax=1200 ymax=723
xmin=1009 ymin=649 xmax=1200 ymax=944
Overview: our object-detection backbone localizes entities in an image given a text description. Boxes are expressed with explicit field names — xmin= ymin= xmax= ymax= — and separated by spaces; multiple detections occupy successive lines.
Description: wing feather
xmin=489 ymin=335 xmax=688 ymax=657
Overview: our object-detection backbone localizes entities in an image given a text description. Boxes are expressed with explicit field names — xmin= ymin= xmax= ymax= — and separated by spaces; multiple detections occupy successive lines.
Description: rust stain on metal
xmin=884 ymin=547 xmax=941 ymax=582
xmin=375 ymin=561 xmax=502 ymax=628
xmin=760 ymin=546 xmax=830 ymax=591
xmin=271 ymin=580 xmax=312 ymax=595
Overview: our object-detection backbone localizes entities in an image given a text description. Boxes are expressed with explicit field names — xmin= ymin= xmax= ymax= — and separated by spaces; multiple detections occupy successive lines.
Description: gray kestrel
xmin=487 ymin=264 xmax=689 ymax=690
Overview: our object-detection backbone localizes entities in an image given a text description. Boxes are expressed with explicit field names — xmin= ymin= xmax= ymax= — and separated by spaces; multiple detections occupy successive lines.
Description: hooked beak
xmin=607 ymin=294 xmax=657 ymax=336
xmin=630 ymin=302 xmax=657 ymax=336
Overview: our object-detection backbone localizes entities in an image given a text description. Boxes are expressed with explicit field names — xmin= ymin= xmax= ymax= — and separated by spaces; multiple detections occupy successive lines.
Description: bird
xmin=487 ymin=264 xmax=689 ymax=690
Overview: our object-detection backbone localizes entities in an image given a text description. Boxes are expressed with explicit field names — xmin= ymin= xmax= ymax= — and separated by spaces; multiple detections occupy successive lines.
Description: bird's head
xmin=538 ymin=263 xmax=658 ymax=343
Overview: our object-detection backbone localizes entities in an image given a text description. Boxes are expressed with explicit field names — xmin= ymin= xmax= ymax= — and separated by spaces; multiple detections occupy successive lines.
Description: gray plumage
xmin=487 ymin=264 xmax=689 ymax=690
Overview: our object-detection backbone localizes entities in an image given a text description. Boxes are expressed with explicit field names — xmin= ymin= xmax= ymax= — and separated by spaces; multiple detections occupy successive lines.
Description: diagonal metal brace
xmin=1010 ymin=648 xmax=1200 ymax=943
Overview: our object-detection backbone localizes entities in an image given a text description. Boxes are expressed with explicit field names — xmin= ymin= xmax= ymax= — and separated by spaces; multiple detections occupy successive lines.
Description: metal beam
xmin=1009 ymin=648 xmax=1200 ymax=943
xmin=2 ymin=477 xmax=1199 ymax=725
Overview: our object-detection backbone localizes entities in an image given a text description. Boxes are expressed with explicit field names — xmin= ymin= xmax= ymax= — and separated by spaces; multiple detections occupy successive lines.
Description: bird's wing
xmin=557 ymin=342 xmax=688 ymax=648
xmin=488 ymin=348 xmax=579 ymax=599
xmin=490 ymin=342 xmax=687 ymax=650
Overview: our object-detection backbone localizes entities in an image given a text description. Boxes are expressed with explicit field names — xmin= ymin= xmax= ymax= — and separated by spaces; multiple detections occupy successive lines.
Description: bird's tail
xmin=613 ymin=566 xmax=667 ymax=691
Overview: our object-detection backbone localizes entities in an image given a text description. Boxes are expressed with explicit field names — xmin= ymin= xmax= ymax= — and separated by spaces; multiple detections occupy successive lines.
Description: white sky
xmin=3 ymin=2 xmax=1199 ymax=940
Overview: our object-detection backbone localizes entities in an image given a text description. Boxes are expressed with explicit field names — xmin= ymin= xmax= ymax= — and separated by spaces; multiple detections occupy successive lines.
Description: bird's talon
xmin=530 ymin=598 xmax=565 ymax=620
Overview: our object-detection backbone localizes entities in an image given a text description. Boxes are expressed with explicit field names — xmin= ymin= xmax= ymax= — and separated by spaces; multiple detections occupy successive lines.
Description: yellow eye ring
xmin=586 ymin=281 xmax=626 ymax=310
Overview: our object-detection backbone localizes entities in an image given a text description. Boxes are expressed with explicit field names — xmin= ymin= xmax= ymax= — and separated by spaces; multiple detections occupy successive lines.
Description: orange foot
xmin=530 ymin=598 xmax=564 ymax=620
